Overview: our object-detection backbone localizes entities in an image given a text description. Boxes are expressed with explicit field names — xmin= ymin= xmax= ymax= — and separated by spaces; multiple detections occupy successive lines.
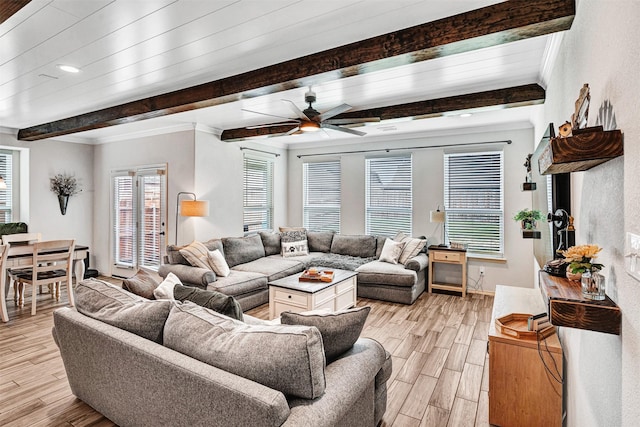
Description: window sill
xmin=467 ymin=253 xmax=507 ymax=263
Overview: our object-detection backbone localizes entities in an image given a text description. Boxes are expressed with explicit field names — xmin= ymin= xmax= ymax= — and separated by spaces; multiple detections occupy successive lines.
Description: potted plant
xmin=513 ymin=209 xmax=544 ymax=230
xmin=50 ymin=173 xmax=81 ymax=215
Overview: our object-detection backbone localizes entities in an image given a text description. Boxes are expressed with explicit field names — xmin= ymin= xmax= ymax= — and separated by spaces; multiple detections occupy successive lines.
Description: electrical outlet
xmin=479 ymin=266 xmax=485 ymax=275
xmin=625 ymin=232 xmax=640 ymax=281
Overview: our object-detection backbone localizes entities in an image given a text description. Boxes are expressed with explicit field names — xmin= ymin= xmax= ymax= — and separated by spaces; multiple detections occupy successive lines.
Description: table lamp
xmin=430 ymin=207 xmax=448 ymax=247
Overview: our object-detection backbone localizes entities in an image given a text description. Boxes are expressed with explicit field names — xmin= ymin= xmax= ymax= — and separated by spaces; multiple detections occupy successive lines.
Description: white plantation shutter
xmin=366 ymin=155 xmax=412 ymax=236
xmin=0 ymin=151 xmax=13 ymax=223
xmin=112 ymin=172 xmax=135 ymax=268
xmin=444 ymin=151 xmax=504 ymax=256
xmin=303 ymin=161 xmax=340 ymax=232
xmin=243 ymin=155 xmax=273 ymax=232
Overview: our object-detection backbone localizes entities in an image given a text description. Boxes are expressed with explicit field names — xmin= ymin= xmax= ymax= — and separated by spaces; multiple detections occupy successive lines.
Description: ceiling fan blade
xmin=318 ymin=103 xmax=352 ymax=121
xmin=322 ymin=123 xmax=367 ymax=137
xmin=324 ymin=117 xmax=380 ymax=125
xmin=241 ymin=108 xmax=296 ymax=121
xmin=282 ymin=100 xmax=311 ymax=121
xmin=285 ymin=127 xmax=302 ymax=136
xmin=246 ymin=121 xmax=299 ymax=129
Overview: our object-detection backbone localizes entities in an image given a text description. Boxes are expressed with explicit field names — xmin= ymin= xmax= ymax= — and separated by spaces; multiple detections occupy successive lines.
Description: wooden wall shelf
xmin=521 ymin=230 xmax=541 ymax=239
xmin=538 ymin=127 xmax=623 ymax=175
xmin=538 ymin=271 xmax=621 ymax=335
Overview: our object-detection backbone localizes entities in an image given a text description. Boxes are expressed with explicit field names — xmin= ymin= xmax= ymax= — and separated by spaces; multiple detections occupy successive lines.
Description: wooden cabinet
xmin=427 ymin=246 xmax=467 ymax=297
xmin=489 ymin=285 xmax=564 ymax=427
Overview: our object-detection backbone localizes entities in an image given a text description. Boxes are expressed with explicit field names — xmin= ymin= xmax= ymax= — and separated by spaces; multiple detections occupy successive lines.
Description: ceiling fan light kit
xmin=241 ymin=87 xmax=380 ymax=138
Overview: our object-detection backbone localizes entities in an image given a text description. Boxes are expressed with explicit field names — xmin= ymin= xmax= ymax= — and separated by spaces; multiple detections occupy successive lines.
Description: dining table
xmin=0 ymin=244 xmax=89 ymax=322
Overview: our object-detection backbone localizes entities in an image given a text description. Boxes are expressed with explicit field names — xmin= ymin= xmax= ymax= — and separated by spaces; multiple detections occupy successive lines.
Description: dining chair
xmin=0 ymin=244 xmax=10 ymax=322
xmin=2 ymin=232 xmax=42 ymax=306
xmin=14 ymin=239 xmax=75 ymax=316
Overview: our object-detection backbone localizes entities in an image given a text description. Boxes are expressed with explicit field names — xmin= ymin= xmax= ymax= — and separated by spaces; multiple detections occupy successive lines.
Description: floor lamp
xmin=175 ymin=192 xmax=209 ymax=245
xmin=430 ymin=207 xmax=448 ymax=247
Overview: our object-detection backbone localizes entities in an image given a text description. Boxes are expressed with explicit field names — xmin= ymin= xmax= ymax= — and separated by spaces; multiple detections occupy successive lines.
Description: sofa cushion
xmin=207 ymin=270 xmax=267 ymax=297
xmin=75 ymin=278 xmax=171 ymax=343
xmin=258 ymin=231 xmax=281 ymax=256
xmin=281 ymin=306 xmax=371 ymax=362
xmin=166 ymin=244 xmax=190 ymax=265
xmin=179 ymin=241 xmax=216 ymax=271
xmin=222 ymin=235 xmax=266 ymax=268
xmin=232 ymin=257 xmax=305 ymax=281
xmin=173 ymin=284 xmax=243 ymax=321
xmin=355 ymin=260 xmax=418 ymax=287
xmin=309 ymin=253 xmax=376 ymax=271
xmin=307 ymin=231 xmax=335 ymax=253
xmin=378 ymin=239 xmax=405 ymax=264
xmin=330 ymin=234 xmax=376 ymax=258
xmin=164 ymin=302 xmax=326 ymax=399
xmin=122 ymin=269 xmax=159 ymax=300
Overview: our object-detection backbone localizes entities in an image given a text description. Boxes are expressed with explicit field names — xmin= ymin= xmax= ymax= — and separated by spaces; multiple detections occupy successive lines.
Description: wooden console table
xmin=489 ymin=285 xmax=564 ymax=427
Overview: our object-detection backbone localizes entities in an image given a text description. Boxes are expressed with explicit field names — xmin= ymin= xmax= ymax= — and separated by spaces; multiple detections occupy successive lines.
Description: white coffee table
xmin=268 ymin=269 xmax=357 ymax=320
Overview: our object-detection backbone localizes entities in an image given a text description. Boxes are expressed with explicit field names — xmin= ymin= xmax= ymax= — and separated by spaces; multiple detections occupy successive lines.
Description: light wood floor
xmin=0 ymin=278 xmax=493 ymax=427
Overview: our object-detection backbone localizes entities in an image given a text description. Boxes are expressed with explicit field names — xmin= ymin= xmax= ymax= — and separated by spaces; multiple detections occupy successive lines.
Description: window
xmin=444 ymin=151 xmax=504 ymax=256
xmin=111 ymin=166 xmax=167 ymax=273
xmin=365 ymin=155 xmax=412 ymax=236
xmin=0 ymin=151 xmax=13 ymax=223
xmin=303 ymin=161 xmax=341 ymax=232
xmin=243 ymin=155 xmax=273 ymax=232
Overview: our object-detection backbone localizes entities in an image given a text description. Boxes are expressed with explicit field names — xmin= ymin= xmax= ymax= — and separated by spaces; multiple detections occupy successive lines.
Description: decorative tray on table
xmin=495 ymin=313 xmax=555 ymax=340
xmin=299 ymin=269 xmax=335 ymax=282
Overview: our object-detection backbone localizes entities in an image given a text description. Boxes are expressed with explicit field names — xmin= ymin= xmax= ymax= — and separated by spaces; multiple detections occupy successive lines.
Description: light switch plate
xmin=625 ymin=232 xmax=640 ymax=281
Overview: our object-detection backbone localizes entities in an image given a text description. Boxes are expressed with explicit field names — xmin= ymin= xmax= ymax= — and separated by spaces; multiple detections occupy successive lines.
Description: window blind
xmin=0 ymin=152 xmax=12 ymax=223
xmin=365 ymin=155 xmax=412 ymax=236
xmin=444 ymin=151 xmax=504 ymax=256
xmin=243 ymin=155 xmax=273 ymax=232
xmin=137 ymin=169 xmax=166 ymax=269
xmin=303 ymin=161 xmax=341 ymax=232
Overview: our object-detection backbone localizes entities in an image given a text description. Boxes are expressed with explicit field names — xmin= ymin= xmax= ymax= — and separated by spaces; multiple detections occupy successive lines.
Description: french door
xmin=111 ymin=165 xmax=167 ymax=277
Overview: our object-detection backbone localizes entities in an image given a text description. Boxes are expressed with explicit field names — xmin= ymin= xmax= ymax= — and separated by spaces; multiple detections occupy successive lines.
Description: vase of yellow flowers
xmin=562 ymin=244 xmax=605 ymax=300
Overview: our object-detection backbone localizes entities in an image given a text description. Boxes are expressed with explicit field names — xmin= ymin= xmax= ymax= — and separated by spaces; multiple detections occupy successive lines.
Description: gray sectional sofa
xmin=159 ymin=231 xmax=428 ymax=311
xmin=53 ymin=279 xmax=393 ymax=427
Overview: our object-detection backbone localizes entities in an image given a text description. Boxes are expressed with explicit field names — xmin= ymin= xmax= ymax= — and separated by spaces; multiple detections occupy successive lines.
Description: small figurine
xmin=558 ymin=121 xmax=572 ymax=137
xmin=524 ymin=153 xmax=533 ymax=183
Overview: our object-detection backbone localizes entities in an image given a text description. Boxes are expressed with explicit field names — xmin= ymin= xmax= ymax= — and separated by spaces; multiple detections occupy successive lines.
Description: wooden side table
xmin=427 ymin=245 xmax=467 ymax=297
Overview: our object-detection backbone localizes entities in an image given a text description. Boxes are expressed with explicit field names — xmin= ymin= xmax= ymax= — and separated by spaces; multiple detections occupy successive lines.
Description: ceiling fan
xmin=242 ymin=88 xmax=380 ymax=137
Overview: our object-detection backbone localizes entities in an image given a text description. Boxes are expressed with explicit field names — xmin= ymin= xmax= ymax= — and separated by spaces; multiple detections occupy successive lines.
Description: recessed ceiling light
xmin=459 ymin=113 xmax=473 ymax=118
xmin=57 ymin=64 xmax=81 ymax=73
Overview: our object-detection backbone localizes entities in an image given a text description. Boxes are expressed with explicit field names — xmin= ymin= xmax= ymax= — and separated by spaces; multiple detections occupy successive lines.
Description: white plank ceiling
xmin=0 ymin=0 xmax=562 ymax=145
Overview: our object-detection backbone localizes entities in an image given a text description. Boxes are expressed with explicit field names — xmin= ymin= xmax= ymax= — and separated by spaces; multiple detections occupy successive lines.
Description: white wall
xmin=93 ymin=130 xmax=195 ymax=276
xmin=532 ymin=1 xmax=640 ymax=425
xmin=0 ymin=130 xmax=93 ymax=250
xmin=193 ymin=131 xmax=289 ymax=239
xmin=287 ymin=126 xmax=536 ymax=293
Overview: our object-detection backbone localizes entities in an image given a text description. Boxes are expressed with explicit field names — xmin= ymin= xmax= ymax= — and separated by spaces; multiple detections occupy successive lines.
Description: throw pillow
xmin=122 ymin=268 xmax=159 ymax=299
xmin=280 ymin=306 xmax=371 ymax=362
xmin=179 ymin=241 xmax=215 ymax=271
xmin=279 ymin=226 xmax=306 ymax=232
xmin=153 ymin=272 xmax=181 ymax=300
xmin=379 ymin=239 xmax=406 ymax=264
xmin=258 ymin=230 xmax=281 ymax=256
xmin=74 ymin=278 xmax=171 ymax=343
xmin=163 ymin=302 xmax=326 ymax=399
xmin=281 ymin=229 xmax=309 ymax=257
xmin=394 ymin=233 xmax=427 ymax=264
xmin=173 ymin=284 xmax=243 ymax=321
xmin=207 ymin=249 xmax=230 ymax=277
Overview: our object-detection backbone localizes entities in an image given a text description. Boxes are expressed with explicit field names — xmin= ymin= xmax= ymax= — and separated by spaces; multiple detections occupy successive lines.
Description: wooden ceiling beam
xmin=17 ymin=0 xmax=574 ymax=141
xmin=220 ymin=84 xmax=546 ymax=141
xmin=0 ymin=0 xmax=31 ymax=25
